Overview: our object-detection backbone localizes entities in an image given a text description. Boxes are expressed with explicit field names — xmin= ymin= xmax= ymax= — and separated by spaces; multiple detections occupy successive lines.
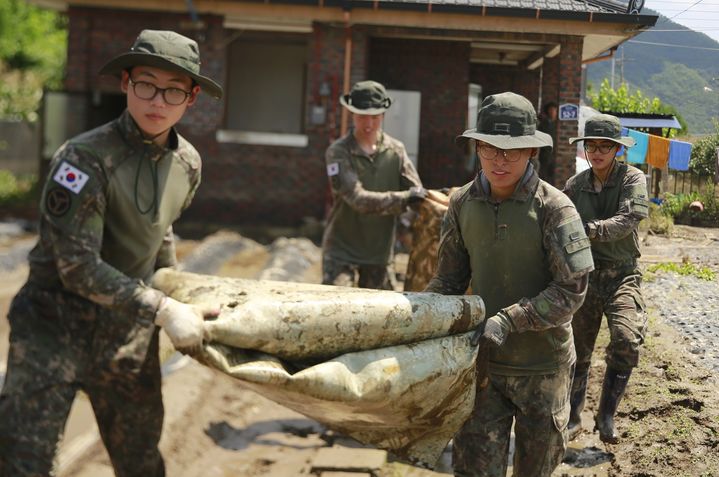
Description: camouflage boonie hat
xmin=99 ymin=29 xmax=223 ymax=99
xmin=340 ymin=80 xmax=392 ymax=115
xmin=569 ymin=113 xmax=635 ymax=147
xmin=458 ymin=92 xmax=553 ymax=150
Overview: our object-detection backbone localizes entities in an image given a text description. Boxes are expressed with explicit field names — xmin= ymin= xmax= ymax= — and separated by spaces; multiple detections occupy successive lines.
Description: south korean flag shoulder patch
xmin=326 ymin=162 xmax=340 ymax=177
xmin=53 ymin=161 xmax=90 ymax=194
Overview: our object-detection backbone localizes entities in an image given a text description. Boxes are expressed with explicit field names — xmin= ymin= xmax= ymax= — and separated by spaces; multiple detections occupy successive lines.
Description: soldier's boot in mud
xmin=567 ymin=363 xmax=590 ymax=441
xmin=595 ymin=367 xmax=632 ymax=444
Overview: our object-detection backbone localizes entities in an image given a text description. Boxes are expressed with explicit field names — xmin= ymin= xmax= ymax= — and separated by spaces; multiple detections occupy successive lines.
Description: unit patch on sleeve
xmin=45 ymin=187 xmax=72 ymax=217
xmin=53 ymin=161 xmax=90 ymax=194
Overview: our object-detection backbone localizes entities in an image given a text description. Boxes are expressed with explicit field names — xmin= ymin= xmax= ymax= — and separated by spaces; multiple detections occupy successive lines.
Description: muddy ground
xmin=0 ymin=225 xmax=718 ymax=477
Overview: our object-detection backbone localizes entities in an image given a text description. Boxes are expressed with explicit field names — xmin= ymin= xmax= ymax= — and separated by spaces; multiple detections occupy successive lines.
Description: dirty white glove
xmin=155 ymin=297 xmax=219 ymax=353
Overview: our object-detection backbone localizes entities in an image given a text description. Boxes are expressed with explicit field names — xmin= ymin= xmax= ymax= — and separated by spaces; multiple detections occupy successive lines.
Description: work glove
xmin=470 ymin=313 xmax=510 ymax=390
xmin=584 ymin=221 xmax=598 ymax=239
xmin=155 ymin=297 xmax=220 ymax=354
xmin=470 ymin=312 xmax=510 ymax=348
xmin=407 ymin=186 xmax=428 ymax=204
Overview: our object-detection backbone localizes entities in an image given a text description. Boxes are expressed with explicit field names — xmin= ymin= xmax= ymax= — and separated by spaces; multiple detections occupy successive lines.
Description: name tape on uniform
xmin=327 ymin=162 xmax=339 ymax=176
xmin=53 ymin=161 xmax=89 ymax=194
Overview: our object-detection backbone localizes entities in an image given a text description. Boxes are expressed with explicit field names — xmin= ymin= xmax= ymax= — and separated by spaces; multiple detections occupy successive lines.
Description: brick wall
xmin=470 ymin=64 xmax=541 ymax=107
xmin=369 ymin=37 xmax=472 ymax=189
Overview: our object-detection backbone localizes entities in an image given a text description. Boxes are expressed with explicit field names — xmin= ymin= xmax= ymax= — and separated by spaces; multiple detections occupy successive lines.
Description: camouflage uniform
xmin=426 ymin=166 xmax=593 ymax=477
xmin=563 ymin=158 xmax=649 ymax=443
xmin=563 ymin=162 xmax=649 ymax=371
xmin=322 ymin=131 xmax=422 ymax=289
xmin=0 ymin=110 xmax=201 ymax=477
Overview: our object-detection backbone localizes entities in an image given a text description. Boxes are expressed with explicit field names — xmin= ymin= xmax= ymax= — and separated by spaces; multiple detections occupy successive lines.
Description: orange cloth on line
xmin=646 ymin=135 xmax=671 ymax=169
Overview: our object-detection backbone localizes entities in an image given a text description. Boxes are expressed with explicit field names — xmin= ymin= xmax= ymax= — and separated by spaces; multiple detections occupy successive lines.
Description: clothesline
xmin=620 ymin=127 xmax=692 ymax=172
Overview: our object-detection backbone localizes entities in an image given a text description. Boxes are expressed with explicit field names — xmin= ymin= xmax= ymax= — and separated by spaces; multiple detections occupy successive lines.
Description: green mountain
xmin=586 ymin=8 xmax=719 ymax=135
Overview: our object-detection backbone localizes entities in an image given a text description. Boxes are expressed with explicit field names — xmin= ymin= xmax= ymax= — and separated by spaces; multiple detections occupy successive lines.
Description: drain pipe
xmin=340 ymin=9 xmax=352 ymax=136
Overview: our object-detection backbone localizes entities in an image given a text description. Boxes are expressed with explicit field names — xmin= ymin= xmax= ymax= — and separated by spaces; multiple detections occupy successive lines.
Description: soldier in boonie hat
xmin=569 ymin=113 xmax=635 ymax=147
xmin=458 ymin=91 xmax=553 ymax=150
xmin=339 ymin=80 xmax=393 ymax=115
xmin=322 ymin=80 xmax=426 ymax=290
xmin=426 ymin=90 xmax=593 ymax=476
xmin=100 ymin=29 xmax=223 ymax=99
xmin=0 ymin=29 xmax=223 ymax=476
xmin=563 ymin=112 xmax=649 ymax=446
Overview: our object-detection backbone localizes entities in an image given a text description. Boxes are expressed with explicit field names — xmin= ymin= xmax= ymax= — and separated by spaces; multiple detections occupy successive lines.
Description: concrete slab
xmin=320 ymin=473 xmax=372 ymax=477
xmin=311 ymin=446 xmax=387 ymax=473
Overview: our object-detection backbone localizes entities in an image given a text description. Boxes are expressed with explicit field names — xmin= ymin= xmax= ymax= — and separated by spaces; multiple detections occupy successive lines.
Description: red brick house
xmin=32 ymin=0 xmax=657 ymax=228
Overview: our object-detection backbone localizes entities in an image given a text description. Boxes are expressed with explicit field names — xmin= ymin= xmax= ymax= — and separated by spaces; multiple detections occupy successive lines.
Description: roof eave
xmin=33 ymin=0 xmax=658 ymax=27
xmin=329 ymin=0 xmax=658 ymax=26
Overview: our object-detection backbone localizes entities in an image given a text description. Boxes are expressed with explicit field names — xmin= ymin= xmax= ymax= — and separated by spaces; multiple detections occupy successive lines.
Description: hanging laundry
xmin=668 ymin=140 xmax=692 ymax=171
xmin=646 ymin=135 xmax=671 ymax=169
xmin=626 ymin=130 xmax=648 ymax=164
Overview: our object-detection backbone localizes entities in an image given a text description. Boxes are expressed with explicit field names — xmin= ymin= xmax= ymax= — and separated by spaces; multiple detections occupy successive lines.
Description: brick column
xmin=554 ymin=36 xmax=583 ymax=188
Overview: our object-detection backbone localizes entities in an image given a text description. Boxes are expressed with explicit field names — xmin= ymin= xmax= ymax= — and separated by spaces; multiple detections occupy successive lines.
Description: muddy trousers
xmin=452 ymin=366 xmax=573 ymax=477
xmin=0 ymin=285 xmax=165 ymax=477
xmin=572 ymin=267 xmax=646 ymax=374
xmin=322 ymin=256 xmax=396 ymax=290
xmin=569 ymin=267 xmax=646 ymax=442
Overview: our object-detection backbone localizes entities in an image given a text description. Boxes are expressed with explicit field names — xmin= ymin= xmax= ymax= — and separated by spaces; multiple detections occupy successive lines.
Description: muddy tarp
xmin=404 ymin=189 xmax=465 ymax=293
xmin=404 ymin=190 xmax=451 ymax=292
xmin=151 ymin=269 xmax=484 ymax=466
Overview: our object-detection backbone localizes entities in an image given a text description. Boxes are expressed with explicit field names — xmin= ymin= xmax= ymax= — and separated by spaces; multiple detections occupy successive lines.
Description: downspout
xmin=340 ymin=9 xmax=352 ymax=137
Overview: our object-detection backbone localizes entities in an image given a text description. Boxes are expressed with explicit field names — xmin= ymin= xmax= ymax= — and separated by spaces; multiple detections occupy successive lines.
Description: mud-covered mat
xmin=151 ymin=268 xmax=484 ymax=467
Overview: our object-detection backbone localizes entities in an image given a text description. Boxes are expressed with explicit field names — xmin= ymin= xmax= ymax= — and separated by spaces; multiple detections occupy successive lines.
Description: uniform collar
xmin=349 ymin=130 xmax=388 ymax=158
xmin=471 ymin=162 xmax=538 ymax=203
xmin=576 ymin=160 xmax=626 ymax=192
xmin=117 ymin=109 xmax=179 ymax=157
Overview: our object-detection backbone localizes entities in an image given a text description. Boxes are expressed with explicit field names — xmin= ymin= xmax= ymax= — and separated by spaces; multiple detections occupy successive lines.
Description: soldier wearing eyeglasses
xmin=0 ymin=30 xmax=223 ymax=476
xmin=425 ymin=92 xmax=594 ymax=477
xmin=563 ymin=113 xmax=650 ymax=444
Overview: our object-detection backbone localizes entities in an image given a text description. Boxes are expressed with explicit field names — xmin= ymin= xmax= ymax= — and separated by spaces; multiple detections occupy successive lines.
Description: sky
xmin=644 ymin=0 xmax=719 ymax=43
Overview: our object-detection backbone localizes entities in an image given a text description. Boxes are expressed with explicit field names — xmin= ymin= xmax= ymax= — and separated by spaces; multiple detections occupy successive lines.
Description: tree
xmin=0 ymin=0 xmax=67 ymax=121
xmin=586 ymin=79 xmax=687 ymax=137
xmin=688 ymin=120 xmax=719 ymax=177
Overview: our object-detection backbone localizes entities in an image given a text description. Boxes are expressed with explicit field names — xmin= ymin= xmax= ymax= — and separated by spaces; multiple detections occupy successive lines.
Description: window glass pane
xmin=226 ymin=36 xmax=307 ymax=134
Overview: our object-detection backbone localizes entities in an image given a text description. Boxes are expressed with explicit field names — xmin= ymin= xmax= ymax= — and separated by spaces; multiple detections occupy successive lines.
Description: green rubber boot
xmin=595 ymin=367 xmax=632 ymax=444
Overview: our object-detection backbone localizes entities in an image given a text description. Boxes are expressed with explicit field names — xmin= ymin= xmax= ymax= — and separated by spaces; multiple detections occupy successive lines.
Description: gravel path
xmin=642 ymin=272 xmax=719 ymax=373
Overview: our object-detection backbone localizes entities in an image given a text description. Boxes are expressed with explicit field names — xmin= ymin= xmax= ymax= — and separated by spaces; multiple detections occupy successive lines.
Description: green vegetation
xmin=658 ymin=180 xmax=719 ymax=227
xmin=587 ymin=10 xmax=719 ymax=135
xmin=586 ymin=80 xmax=685 ymax=137
xmin=0 ymin=0 xmax=67 ymax=121
xmin=0 ymin=170 xmax=38 ymax=207
xmin=644 ymin=202 xmax=673 ymax=235
xmin=688 ymin=121 xmax=719 ymax=177
xmin=646 ymin=260 xmax=716 ymax=281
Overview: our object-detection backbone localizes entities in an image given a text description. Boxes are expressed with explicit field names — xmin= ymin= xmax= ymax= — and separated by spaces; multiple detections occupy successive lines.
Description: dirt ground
xmin=1 ymin=226 xmax=718 ymax=476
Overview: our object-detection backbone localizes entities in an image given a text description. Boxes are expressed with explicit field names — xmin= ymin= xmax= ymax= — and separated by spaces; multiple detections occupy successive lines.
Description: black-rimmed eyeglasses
xmin=477 ymin=144 xmax=525 ymax=162
xmin=129 ymin=79 xmax=193 ymax=106
xmin=584 ymin=143 xmax=617 ymax=154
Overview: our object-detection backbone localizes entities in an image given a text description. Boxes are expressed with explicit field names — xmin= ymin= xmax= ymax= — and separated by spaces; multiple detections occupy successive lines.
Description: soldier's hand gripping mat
xmin=151 ymin=268 xmax=485 ymax=467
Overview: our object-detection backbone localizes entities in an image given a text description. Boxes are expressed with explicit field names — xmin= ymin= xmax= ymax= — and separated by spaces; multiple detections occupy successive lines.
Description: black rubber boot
xmin=595 ymin=367 xmax=632 ymax=444
xmin=567 ymin=363 xmax=590 ymax=441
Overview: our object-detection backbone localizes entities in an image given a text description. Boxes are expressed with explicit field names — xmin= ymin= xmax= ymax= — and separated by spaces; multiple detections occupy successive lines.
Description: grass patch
xmin=646 ymin=261 xmax=716 ymax=281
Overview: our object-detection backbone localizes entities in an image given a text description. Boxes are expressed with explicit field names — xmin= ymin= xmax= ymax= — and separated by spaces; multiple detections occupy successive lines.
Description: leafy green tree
xmin=0 ymin=0 xmax=67 ymax=121
xmin=586 ymin=79 xmax=686 ymax=137
xmin=688 ymin=120 xmax=719 ymax=177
